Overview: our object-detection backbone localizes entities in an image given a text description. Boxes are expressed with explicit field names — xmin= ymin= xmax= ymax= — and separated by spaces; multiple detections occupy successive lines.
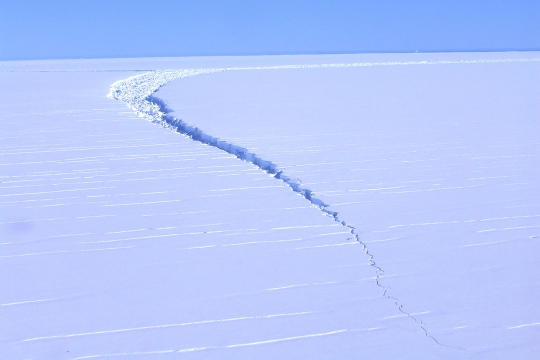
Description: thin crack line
xmin=106 ymin=59 xmax=527 ymax=349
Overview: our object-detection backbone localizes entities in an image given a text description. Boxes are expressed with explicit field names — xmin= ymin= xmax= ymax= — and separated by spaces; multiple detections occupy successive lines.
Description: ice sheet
xmin=154 ymin=54 xmax=540 ymax=358
xmin=1 ymin=52 xmax=539 ymax=359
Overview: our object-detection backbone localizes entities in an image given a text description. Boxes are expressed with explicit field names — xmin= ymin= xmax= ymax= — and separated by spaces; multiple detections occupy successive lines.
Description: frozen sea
xmin=1 ymin=52 xmax=539 ymax=359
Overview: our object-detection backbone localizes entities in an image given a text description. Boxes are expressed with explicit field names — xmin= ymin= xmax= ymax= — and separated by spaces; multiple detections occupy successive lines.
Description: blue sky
xmin=1 ymin=0 xmax=538 ymax=60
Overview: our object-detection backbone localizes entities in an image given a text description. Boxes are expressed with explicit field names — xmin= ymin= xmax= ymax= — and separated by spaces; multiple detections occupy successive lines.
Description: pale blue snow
xmin=1 ymin=52 xmax=539 ymax=359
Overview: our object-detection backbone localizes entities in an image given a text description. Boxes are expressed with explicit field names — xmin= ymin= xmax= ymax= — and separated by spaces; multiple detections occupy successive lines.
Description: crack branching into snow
xmin=107 ymin=58 xmax=539 ymax=348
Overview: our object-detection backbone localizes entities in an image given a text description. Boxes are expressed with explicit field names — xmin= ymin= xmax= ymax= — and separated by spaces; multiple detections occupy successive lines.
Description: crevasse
xmin=107 ymin=60 xmax=536 ymax=346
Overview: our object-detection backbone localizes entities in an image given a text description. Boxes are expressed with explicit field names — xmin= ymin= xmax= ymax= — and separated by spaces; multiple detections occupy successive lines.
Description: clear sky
xmin=1 ymin=0 xmax=539 ymax=60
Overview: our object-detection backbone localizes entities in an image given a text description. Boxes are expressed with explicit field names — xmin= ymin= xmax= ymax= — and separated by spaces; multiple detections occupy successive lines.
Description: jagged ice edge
xmin=105 ymin=59 xmax=540 ymax=346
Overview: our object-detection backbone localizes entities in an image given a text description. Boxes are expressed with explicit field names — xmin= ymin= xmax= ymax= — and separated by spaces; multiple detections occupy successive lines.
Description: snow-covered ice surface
xmin=1 ymin=52 xmax=539 ymax=359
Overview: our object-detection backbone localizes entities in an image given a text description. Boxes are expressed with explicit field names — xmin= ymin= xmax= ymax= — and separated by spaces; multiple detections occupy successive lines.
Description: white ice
xmin=1 ymin=52 xmax=539 ymax=359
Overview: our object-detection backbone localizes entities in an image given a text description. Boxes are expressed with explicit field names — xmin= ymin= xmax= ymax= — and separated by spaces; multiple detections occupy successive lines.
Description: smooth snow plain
xmin=1 ymin=52 xmax=539 ymax=359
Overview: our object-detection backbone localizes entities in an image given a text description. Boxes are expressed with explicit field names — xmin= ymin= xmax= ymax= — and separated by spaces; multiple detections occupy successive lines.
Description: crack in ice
xmin=24 ymin=311 xmax=312 ymax=342
xmin=70 ymin=329 xmax=348 ymax=359
xmin=107 ymin=58 xmax=539 ymax=348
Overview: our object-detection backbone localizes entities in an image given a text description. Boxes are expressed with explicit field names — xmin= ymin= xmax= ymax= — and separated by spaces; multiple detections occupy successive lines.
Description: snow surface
xmin=1 ymin=52 xmax=539 ymax=359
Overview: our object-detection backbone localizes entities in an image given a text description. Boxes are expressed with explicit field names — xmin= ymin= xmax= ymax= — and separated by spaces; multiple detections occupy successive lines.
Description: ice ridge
xmin=108 ymin=69 xmax=334 ymax=207
xmin=107 ymin=58 xmax=539 ymax=347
